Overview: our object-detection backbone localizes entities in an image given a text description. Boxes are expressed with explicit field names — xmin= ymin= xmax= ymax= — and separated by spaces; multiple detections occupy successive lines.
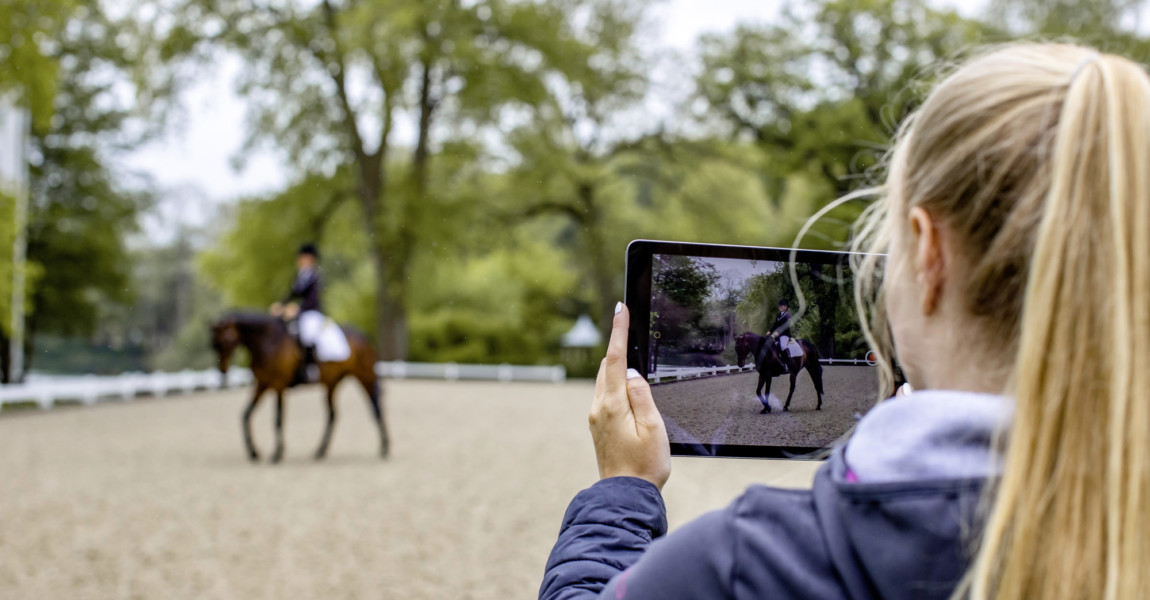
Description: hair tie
xmin=1069 ymin=53 xmax=1101 ymax=84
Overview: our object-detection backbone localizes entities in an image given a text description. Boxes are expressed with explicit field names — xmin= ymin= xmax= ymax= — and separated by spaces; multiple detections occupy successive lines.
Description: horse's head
xmin=210 ymin=317 xmax=241 ymax=381
xmin=734 ymin=333 xmax=752 ymax=367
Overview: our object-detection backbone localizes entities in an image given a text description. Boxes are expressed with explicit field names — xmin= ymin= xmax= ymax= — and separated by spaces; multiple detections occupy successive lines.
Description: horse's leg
xmin=271 ymin=389 xmax=286 ymax=464
xmin=784 ymin=367 xmax=799 ymax=411
xmin=807 ymin=358 xmax=825 ymax=410
xmin=359 ymin=373 xmax=389 ymax=458
xmin=242 ymin=383 xmax=267 ymax=461
xmin=314 ymin=379 xmax=339 ymax=460
xmin=756 ymin=372 xmax=772 ymax=414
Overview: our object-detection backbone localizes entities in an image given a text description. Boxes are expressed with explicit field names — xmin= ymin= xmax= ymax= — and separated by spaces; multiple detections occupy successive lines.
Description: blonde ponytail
xmin=851 ymin=44 xmax=1150 ymax=599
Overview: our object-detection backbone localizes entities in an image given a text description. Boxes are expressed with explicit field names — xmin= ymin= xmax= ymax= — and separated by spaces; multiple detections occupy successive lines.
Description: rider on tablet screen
xmin=769 ymin=298 xmax=792 ymax=373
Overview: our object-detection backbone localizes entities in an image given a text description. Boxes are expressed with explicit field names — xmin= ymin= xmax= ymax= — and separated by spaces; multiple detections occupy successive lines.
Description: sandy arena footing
xmin=0 ymin=380 xmax=818 ymax=599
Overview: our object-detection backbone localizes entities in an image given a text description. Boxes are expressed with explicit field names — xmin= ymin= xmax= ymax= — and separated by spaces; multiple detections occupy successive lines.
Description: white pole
xmin=0 ymin=97 xmax=30 ymax=383
xmin=10 ymin=118 xmax=27 ymax=383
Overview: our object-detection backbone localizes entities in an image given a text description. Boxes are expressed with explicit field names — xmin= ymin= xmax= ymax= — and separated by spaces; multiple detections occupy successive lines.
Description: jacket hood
xmin=813 ymin=391 xmax=1012 ymax=599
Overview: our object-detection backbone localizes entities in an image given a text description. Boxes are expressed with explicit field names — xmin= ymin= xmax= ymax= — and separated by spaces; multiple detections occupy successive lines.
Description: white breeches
xmin=298 ymin=310 xmax=326 ymax=347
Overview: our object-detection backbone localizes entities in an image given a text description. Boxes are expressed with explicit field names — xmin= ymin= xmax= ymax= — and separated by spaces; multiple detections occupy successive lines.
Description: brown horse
xmin=734 ymin=332 xmax=824 ymax=414
xmin=210 ymin=312 xmax=389 ymax=463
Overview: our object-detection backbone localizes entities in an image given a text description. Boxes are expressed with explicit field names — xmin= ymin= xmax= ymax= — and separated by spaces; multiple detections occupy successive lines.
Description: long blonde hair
xmin=849 ymin=43 xmax=1150 ymax=599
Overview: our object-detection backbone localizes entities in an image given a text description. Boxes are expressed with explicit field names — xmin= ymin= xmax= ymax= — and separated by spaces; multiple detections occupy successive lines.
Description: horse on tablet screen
xmin=210 ymin=312 xmax=389 ymax=463
xmin=734 ymin=332 xmax=824 ymax=414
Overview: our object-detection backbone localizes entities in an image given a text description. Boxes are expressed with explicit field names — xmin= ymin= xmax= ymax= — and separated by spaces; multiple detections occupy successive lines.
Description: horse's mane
xmin=217 ymin=310 xmax=286 ymax=334
xmin=741 ymin=331 xmax=769 ymax=353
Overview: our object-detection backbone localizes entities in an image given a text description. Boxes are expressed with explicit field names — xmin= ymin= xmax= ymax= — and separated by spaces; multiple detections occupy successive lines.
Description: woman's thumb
xmin=626 ymin=369 xmax=662 ymax=426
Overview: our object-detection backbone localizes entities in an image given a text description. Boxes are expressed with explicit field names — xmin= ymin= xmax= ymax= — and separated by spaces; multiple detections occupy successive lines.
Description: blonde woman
xmin=541 ymin=44 xmax=1150 ymax=599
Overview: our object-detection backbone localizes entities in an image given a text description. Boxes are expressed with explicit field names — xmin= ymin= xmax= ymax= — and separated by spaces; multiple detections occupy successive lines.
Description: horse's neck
xmin=236 ymin=318 xmax=287 ymax=363
xmin=753 ymin=334 xmax=777 ymax=365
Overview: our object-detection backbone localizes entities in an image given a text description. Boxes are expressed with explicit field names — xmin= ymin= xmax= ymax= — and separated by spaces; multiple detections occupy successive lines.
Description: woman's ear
xmin=908 ymin=206 xmax=946 ymax=315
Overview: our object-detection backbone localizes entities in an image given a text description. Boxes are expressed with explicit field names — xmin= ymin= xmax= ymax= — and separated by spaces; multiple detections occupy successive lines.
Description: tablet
xmin=624 ymin=240 xmax=883 ymax=459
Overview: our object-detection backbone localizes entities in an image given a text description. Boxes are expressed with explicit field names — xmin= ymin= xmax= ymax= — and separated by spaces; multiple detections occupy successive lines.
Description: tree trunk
xmin=413 ymin=52 xmax=434 ymax=199
xmin=374 ymin=46 xmax=434 ymax=362
xmin=809 ymin=264 xmax=838 ymax=359
xmin=579 ymin=183 xmax=619 ymax=345
xmin=321 ymin=0 xmax=407 ymax=360
xmin=355 ymin=166 xmax=408 ymax=361
xmin=381 ymin=295 xmax=408 ymax=360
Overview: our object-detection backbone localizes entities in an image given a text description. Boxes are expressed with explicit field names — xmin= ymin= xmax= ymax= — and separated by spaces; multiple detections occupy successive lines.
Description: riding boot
xmin=291 ymin=344 xmax=315 ymax=386
xmin=304 ymin=346 xmax=319 ymax=382
xmin=778 ymin=343 xmax=789 ymax=373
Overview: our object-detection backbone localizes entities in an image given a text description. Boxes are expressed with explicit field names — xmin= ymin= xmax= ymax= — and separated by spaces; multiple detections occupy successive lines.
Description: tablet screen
xmin=626 ymin=241 xmax=883 ymax=458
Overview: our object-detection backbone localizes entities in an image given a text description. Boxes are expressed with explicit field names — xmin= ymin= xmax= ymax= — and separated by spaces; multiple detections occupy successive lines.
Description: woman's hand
xmin=269 ymin=302 xmax=284 ymax=317
xmin=589 ymin=303 xmax=671 ymax=491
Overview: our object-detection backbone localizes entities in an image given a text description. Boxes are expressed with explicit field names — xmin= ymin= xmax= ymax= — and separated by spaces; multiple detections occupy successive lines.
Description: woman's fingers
xmin=626 ymin=374 xmax=661 ymax=428
xmin=604 ymin=302 xmax=629 ymax=392
xmin=591 ymin=358 xmax=608 ymax=418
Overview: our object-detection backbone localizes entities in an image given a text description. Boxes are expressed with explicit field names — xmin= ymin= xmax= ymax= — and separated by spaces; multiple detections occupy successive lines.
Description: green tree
xmin=0 ymin=2 xmax=154 ymax=377
xmin=0 ymin=0 xmax=75 ymax=128
xmin=695 ymin=0 xmax=984 ymax=206
xmin=165 ymin=0 xmax=634 ymax=359
xmin=199 ymin=170 xmax=364 ymax=320
xmin=651 ymin=255 xmax=719 ymax=349
xmin=506 ymin=0 xmax=657 ymax=337
xmin=986 ymin=0 xmax=1150 ymax=63
xmin=988 ymin=0 xmax=1146 ymax=38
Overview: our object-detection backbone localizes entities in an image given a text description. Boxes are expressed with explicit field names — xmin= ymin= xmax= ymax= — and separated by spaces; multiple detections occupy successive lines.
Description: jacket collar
xmin=843 ymin=390 xmax=1012 ymax=483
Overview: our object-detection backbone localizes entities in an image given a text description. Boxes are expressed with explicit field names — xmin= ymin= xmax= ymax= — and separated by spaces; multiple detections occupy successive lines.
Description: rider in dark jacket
xmin=273 ymin=243 xmax=324 ymax=384
xmin=769 ymin=298 xmax=793 ymax=373
xmin=284 ymin=247 xmax=323 ymax=314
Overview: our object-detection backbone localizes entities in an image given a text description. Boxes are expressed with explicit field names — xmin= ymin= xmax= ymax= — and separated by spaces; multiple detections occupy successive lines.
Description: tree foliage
xmin=0 ymin=1 xmax=154 ymax=377
xmin=18 ymin=0 xmax=1150 ymax=374
xmin=696 ymin=0 xmax=984 ymax=210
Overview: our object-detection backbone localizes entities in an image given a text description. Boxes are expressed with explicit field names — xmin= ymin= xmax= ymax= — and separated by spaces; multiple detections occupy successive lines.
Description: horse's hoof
xmin=313 ymin=451 xmax=327 ymax=461
xmin=380 ymin=444 xmax=390 ymax=459
xmin=783 ymin=407 xmax=790 ymax=412
xmin=759 ymin=407 xmax=771 ymax=414
xmin=271 ymin=452 xmax=283 ymax=464
xmin=247 ymin=451 xmax=260 ymax=462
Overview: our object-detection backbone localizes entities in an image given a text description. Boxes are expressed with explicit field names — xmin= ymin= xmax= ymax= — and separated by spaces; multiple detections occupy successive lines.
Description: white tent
xmin=561 ymin=315 xmax=601 ymax=348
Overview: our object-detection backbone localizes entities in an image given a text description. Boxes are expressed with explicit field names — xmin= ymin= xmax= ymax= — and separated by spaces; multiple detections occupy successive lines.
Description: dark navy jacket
xmin=770 ymin=310 xmax=793 ymax=338
xmin=540 ymin=391 xmax=1008 ymax=600
xmin=285 ymin=267 xmax=323 ymax=313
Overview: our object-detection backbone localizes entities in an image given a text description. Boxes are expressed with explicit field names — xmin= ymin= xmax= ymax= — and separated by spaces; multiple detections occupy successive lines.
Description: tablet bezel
xmin=624 ymin=239 xmax=875 ymax=459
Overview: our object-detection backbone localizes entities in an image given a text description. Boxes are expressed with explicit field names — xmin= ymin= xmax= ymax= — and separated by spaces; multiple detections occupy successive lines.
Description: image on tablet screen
xmin=648 ymin=254 xmax=880 ymax=451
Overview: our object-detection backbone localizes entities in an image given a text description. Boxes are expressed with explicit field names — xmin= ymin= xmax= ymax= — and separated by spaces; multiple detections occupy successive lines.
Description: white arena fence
xmin=0 ymin=368 xmax=255 ymax=412
xmin=375 ymin=361 xmax=566 ymax=384
xmin=648 ymin=358 xmax=875 ymax=384
xmin=0 ymin=362 xmax=567 ymax=413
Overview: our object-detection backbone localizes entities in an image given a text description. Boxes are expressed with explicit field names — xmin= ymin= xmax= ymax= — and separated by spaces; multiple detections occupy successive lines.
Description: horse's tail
xmin=343 ymin=328 xmax=377 ymax=372
xmin=344 ymin=326 xmax=382 ymax=401
xmin=801 ymin=340 xmax=825 ymax=395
